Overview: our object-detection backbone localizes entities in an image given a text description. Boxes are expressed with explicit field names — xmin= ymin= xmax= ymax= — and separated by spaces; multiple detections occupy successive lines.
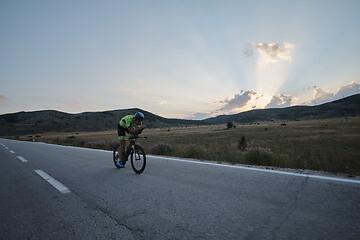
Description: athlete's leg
xmin=118 ymin=139 xmax=126 ymax=163
xmin=117 ymin=125 xmax=127 ymax=164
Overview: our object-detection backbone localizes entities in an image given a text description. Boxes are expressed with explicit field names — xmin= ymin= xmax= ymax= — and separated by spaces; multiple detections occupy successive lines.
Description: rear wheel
xmin=131 ymin=145 xmax=146 ymax=174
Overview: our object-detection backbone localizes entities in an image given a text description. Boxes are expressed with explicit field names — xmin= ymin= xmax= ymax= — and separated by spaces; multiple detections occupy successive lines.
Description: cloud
xmin=156 ymin=100 xmax=168 ymax=105
xmin=334 ymin=81 xmax=360 ymax=99
xmin=188 ymin=81 xmax=359 ymax=120
xmin=309 ymin=88 xmax=334 ymax=105
xmin=307 ymin=81 xmax=359 ymax=105
xmin=188 ymin=90 xmax=258 ymax=119
xmin=249 ymin=42 xmax=294 ymax=64
xmin=218 ymin=90 xmax=257 ymax=112
xmin=266 ymin=93 xmax=293 ymax=108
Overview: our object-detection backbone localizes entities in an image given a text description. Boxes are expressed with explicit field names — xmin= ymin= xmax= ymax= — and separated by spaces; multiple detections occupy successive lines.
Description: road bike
xmin=113 ymin=135 xmax=147 ymax=174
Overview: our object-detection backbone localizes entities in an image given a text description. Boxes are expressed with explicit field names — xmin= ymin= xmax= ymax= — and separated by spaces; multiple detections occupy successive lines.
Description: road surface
xmin=1 ymin=138 xmax=359 ymax=239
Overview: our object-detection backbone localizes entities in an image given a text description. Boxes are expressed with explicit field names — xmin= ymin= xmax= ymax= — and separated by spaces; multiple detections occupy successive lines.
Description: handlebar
xmin=127 ymin=127 xmax=146 ymax=141
xmin=128 ymin=135 xmax=148 ymax=141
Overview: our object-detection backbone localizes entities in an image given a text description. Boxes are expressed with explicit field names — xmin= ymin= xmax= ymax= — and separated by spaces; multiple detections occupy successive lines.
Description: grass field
xmin=8 ymin=117 xmax=360 ymax=176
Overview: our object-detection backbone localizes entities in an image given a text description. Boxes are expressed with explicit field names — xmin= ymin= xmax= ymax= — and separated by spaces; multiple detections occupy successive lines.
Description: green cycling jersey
xmin=119 ymin=115 xmax=142 ymax=128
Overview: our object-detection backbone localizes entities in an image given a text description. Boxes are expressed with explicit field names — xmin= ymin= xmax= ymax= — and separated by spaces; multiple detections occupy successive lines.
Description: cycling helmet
xmin=134 ymin=112 xmax=144 ymax=122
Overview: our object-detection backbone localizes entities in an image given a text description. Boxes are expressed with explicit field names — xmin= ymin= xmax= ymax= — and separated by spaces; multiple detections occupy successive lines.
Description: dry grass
xmin=8 ymin=117 xmax=360 ymax=176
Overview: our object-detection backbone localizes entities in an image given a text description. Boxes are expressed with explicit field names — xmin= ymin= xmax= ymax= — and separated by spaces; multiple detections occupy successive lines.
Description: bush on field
xmin=108 ymin=141 xmax=119 ymax=151
xmin=181 ymin=144 xmax=205 ymax=159
xmin=243 ymin=146 xmax=273 ymax=166
xmin=238 ymin=136 xmax=247 ymax=151
xmin=149 ymin=142 xmax=174 ymax=155
xmin=81 ymin=140 xmax=107 ymax=149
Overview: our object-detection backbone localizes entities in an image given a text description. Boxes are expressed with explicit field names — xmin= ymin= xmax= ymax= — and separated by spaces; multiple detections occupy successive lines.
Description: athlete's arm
xmin=127 ymin=125 xmax=146 ymax=134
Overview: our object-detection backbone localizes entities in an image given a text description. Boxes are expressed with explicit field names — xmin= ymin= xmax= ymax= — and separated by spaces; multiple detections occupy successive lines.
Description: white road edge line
xmin=35 ymin=169 xmax=71 ymax=194
xmin=149 ymin=155 xmax=360 ymax=184
xmin=17 ymin=156 xmax=28 ymax=163
xmin=24 ymin=141 xmax=360 ymax=185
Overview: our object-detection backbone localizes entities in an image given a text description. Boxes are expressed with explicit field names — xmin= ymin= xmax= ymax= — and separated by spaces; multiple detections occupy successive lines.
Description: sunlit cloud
xmin=266 ymin=93 xmax=293 ymax=108
xmin=334 ymin=81 xmax=360 ymax=99
xmin=156 ymin=100 xmax=168 ymax=105
xmin=187 ymin=81 xmax=359 ymax=120
xmin=249 ymin=42 xmax=295 ymax=65
xmin=218 ymin=90 xmax=257 ymax=112
xmin=307 ymin=88 xmax=334 ymax=105
xmin=191 ymin=90 xmax=292 ymax=119
xmin=190 ymin=90 xmax=259 ymax=119
xmin=306 ymin=81 xmax=359 ymax=105
xmin=243 ymin=41 xmax=296 ymax=97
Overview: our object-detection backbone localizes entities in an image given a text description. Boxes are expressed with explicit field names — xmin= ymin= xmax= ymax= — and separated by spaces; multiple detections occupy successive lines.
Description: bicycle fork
xmin=123 ymin=145 xmax=135 ymax=161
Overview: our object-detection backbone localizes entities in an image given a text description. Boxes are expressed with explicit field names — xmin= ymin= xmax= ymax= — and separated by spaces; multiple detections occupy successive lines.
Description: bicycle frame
xmin=124 ymin=135 xmax=147 ymax=157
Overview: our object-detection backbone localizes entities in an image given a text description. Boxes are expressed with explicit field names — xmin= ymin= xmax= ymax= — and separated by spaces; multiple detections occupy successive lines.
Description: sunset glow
xmin=0 ymin=1 xmax=359 ymax=119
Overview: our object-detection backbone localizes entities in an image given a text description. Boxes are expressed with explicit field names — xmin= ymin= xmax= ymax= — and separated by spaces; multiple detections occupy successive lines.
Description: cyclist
xmin=117 ymin=112 xmax=146 ymax=168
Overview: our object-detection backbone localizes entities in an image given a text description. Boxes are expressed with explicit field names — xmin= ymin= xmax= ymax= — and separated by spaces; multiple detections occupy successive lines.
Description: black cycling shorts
xmin=117 ymin=124 xmax=130 ymax=140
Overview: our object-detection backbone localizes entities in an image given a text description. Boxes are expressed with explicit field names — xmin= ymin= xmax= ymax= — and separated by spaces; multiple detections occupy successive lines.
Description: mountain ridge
xmin=203 ymin=94 xmax=360 ymax=124
xmin=0 ymin=94 xmax=359 ymax=136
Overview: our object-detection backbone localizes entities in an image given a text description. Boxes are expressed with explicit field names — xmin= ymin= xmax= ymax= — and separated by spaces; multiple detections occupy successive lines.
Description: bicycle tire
xmin=113 ymin=143 xmax=121 ymax=168
xmin=130 ymin=145 xmax=146 ymax=174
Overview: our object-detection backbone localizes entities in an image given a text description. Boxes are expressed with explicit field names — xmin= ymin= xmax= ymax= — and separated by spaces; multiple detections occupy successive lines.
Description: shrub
xmin=108 ymin=141 xmax=119 ymax=151
xmin=238 ymin=136 xmax=247 ymax=151
xmin=149 ymin=142 xmax=174 ymax=155
xmin=83 ymin=140 xmax=107 ymax=149
xmin=243 ymin=146 xmax=273 ymax=166
xmin=181 ymin=144 xmax=205 ymax=159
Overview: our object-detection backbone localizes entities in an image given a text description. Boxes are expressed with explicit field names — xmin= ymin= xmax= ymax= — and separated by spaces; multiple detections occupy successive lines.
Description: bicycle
xmin=113 ymin=134 xmax=147 ymax=174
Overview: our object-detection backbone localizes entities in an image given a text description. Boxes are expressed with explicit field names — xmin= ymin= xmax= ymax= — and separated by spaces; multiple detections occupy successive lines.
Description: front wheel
xmin=113 ymin=143 xmax=121 ymax=168
xmin=131 ymin=145 xmax=146 ymax=174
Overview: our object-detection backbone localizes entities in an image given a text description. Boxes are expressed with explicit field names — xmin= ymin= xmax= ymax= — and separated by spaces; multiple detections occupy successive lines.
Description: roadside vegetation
xmin=6 ymin=117 xmax=360 ymax=176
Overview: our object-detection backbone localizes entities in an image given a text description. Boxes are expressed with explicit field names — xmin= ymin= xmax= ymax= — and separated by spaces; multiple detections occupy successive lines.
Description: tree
xmin=226 ymin=122 xmax=234 ymax=129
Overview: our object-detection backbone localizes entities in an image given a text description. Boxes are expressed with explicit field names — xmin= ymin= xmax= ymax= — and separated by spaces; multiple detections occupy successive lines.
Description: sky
xmin=1 ymin=0 xmax=360 ymax=119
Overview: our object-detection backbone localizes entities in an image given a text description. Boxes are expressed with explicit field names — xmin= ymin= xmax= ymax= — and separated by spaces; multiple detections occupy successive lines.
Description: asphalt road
xmin=1 ymin=138 xmax=359 ymax=240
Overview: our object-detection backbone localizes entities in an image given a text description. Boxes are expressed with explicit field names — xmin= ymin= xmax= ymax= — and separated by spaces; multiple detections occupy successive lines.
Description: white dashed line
xmin=35 ymin=169 xmax=71 ymax=194
xmin=9 ymin=150 xmax=15 ymax=154
xmin=17 ymin=156 xmax=28 ymax=163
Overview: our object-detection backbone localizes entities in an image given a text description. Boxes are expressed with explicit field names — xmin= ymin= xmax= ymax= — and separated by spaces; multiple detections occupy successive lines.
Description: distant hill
xmin=0 ymin=94 xmax=359 ymax=136
xmin=203 ymin=94 xmax=360 ymax=124
xmin=0 ymin=109 xmax=201 ymax=136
